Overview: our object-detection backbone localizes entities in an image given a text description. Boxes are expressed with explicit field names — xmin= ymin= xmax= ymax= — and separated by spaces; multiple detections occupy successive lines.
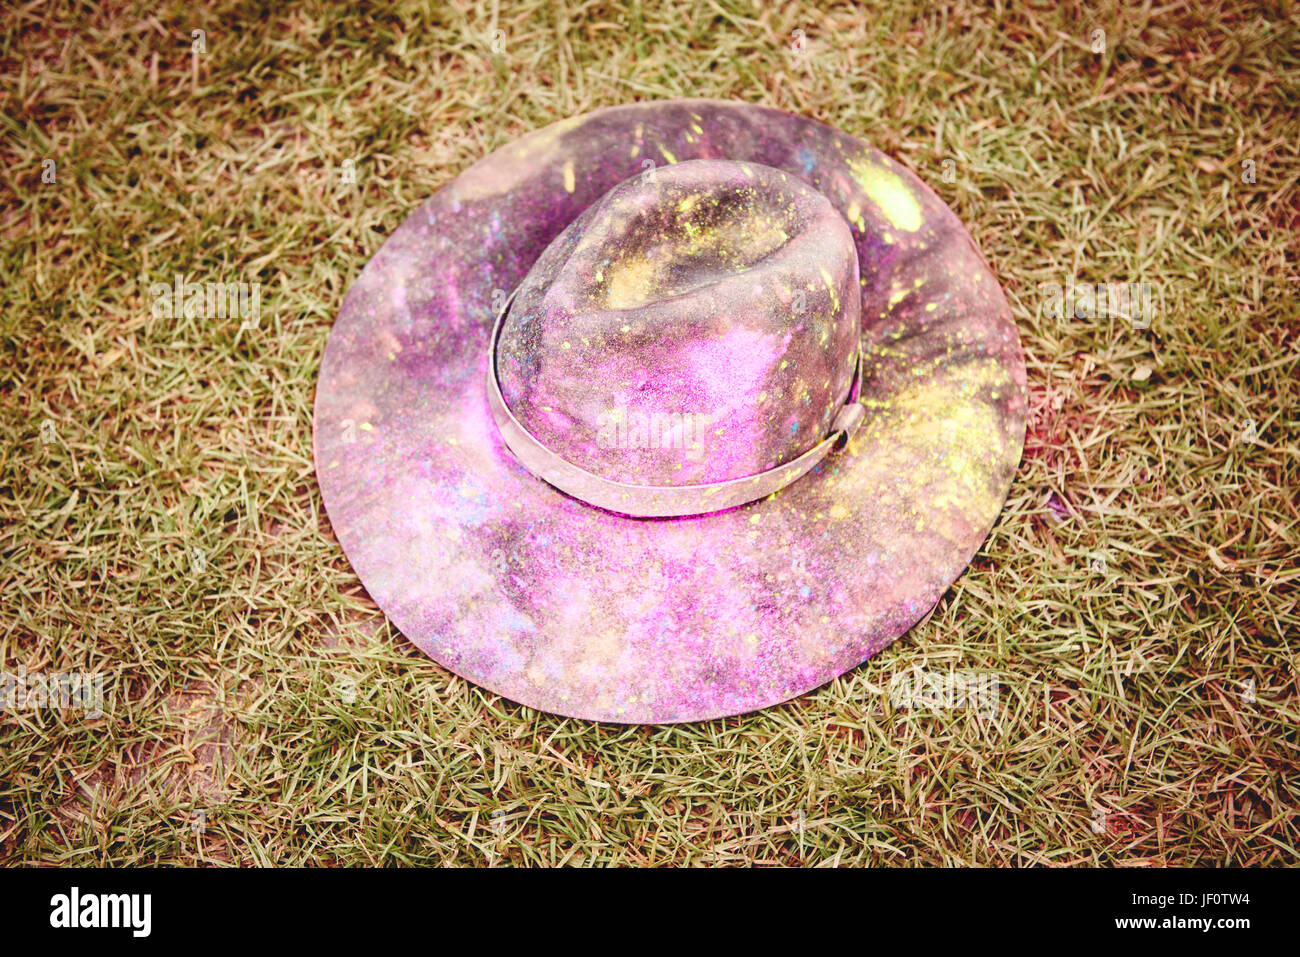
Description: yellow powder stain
xmin=819 ymin=266 xmax=839 ymax=311
xmin=563 ymin=160 xmax=575 ymax=193
xmin=451 ymin=114 xmax=585 ymax=201
xmin=849 ymin=157 xmax=923 ymax=232
xmin=856 ymin=366 xmax=1016 ymax=534
xmin=888 ymin=286 xmax=909 ymax=307
xmin=829 ymin=503 xmax=850 ymax=520
xmin=605 ymin=258 xmax=658 ymax=309
xmin=658 ymin=145 xmax=678 ymax=164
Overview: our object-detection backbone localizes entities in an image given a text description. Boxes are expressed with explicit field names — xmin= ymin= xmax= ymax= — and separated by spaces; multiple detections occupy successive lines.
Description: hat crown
xmin=495 ymin=159 xmax=860 ymax=488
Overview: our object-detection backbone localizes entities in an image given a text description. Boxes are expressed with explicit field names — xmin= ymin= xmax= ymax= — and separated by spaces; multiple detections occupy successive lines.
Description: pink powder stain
xmin=680 ymin=326 xmax=779 ymax=408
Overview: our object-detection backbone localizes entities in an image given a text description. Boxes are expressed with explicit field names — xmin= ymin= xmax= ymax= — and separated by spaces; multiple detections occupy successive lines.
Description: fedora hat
xmin=314 ymin=99 xmax=1026 ymax=723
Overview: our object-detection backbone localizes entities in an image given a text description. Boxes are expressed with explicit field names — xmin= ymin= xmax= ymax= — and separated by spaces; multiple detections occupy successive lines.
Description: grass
xmin=1 ymin=0 xmax=1297 ymax=866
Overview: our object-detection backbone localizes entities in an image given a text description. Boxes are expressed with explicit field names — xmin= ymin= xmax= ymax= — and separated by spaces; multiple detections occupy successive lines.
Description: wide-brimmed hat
xmin=314 ymin=99 xmax=1026 ymax=723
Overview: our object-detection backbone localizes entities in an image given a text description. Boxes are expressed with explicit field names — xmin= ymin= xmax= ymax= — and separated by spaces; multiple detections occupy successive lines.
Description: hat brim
xmin=314 ymin=99 xmax=1026 ymax=723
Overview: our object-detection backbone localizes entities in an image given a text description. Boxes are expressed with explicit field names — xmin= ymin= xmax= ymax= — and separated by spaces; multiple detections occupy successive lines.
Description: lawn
xmin=1 ymin=0 xmax=1296 ymax=865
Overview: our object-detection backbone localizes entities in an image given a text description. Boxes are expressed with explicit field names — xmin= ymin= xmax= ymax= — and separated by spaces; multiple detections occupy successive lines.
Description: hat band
xmin=486 ymin=291 xmax=865 ymax=518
